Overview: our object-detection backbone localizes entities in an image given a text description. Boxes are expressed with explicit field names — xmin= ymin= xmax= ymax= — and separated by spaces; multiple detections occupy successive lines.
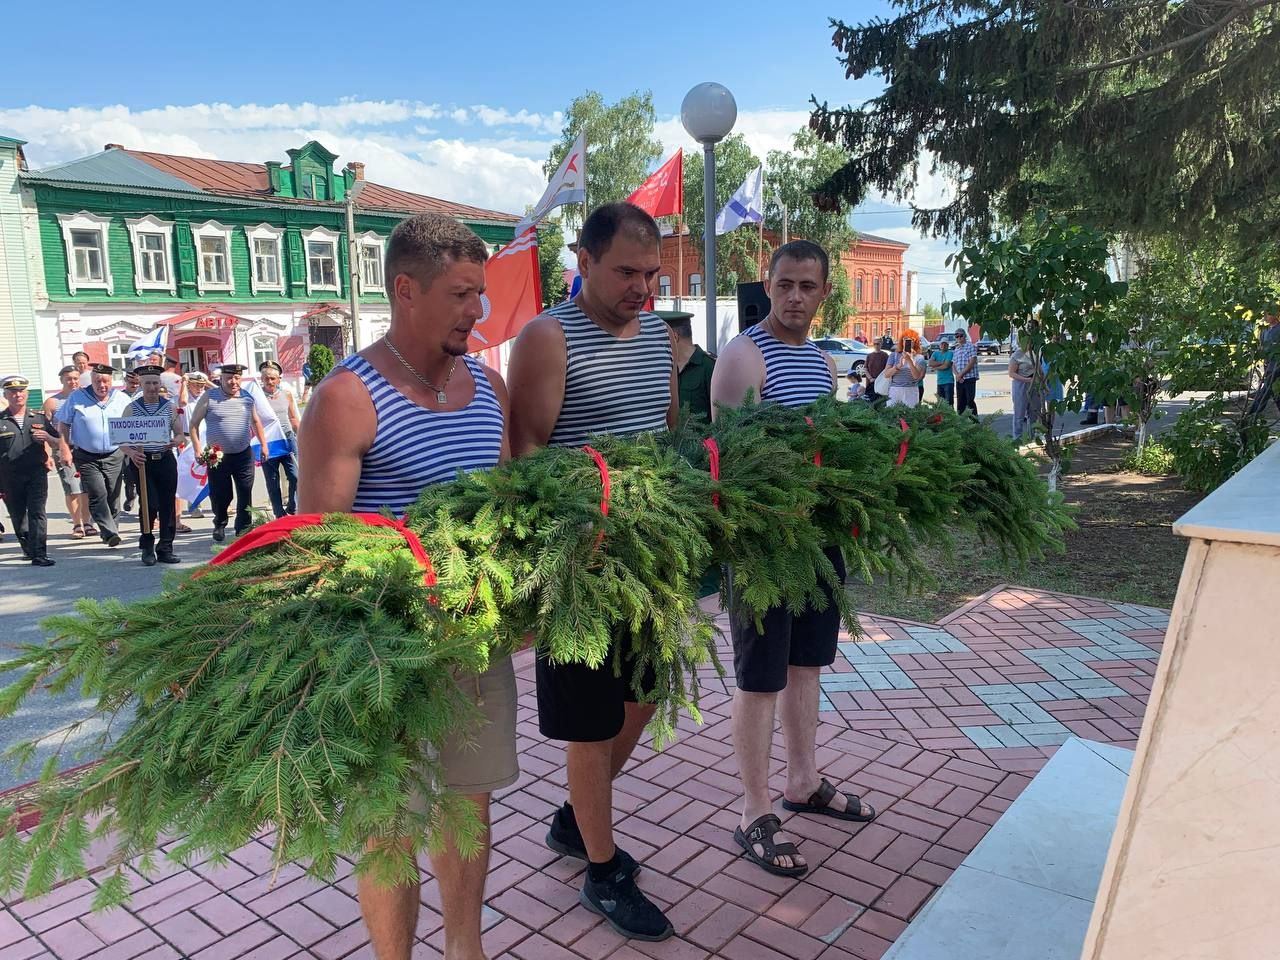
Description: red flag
xmin=468 ymin=228 xmax=543 ymax=354
xmin=626 ymin=150 xmax=682 ymax=219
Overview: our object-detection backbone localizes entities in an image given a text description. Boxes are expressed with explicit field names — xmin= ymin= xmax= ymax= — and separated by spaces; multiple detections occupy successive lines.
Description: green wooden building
xmin=10 ymin=139 xmax=518 ymax=389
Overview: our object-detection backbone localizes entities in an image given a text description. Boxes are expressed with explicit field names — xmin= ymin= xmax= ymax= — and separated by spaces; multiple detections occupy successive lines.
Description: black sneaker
xmin=157 ymin=552 xmax=182 ymax=564
xmin=546 ymin=806 xmax=640 ymax=877
xmin=105 ymin=533 xmax=122 ymax=548
xmin=580 ymin=864 xmax=673 ymax=942
xmin=212 ymin=525 xmax=226 ymax=543
xmin=141 ymin=546 xmax=157 ymax=566
xmin=31 ymin=557 xmax=55 ymax=567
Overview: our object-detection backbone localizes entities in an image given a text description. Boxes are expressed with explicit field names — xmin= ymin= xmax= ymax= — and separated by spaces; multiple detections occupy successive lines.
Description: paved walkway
xmin=1 ymin=586 xmax=1167 ymax=960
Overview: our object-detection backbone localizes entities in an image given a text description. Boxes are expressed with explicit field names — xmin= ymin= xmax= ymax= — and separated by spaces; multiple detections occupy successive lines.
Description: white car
xmin=814 ymin=337 xmax=873 ymax=376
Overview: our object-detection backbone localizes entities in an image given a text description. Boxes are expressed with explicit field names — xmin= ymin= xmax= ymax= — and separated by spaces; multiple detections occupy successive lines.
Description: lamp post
xmin=344 ymin=179 xmax=367 ymax=353
xmin=680 ymin=82 xmax=737 ymax=352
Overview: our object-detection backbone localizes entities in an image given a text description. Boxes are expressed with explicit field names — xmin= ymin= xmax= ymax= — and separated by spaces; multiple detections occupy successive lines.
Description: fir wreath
xmin=0 ymin=399 xmax=1070 ymax=907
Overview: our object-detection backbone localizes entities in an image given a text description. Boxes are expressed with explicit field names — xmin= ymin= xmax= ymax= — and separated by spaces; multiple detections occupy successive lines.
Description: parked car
xmin=976 ymin=337 xmax=1005 ymax=355
xmin=814 ymin=337 xmax=873 ymax=376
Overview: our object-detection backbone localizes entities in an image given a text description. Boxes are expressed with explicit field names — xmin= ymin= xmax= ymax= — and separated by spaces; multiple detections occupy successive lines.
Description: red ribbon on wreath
xmin=582 ymin=445 xmax=611 ymax=549
xmin=200 ymin=513 xmax=437 ymax=587
xmin=703 ymin=437 xmax=722 ymax=510
xmin=896 ymin=418 xmax=910 ymax=467
xmin=803 ymin=416 xmax=823 ymax=467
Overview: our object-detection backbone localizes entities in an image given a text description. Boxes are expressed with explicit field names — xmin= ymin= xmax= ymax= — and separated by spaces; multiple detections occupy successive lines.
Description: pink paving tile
xmin=78 ymin=908 xmax=145 ymax=945
xmin=0 ymin=937 xmax=47 ymax=960
xmin=0 ymin=915 xmax=28 ymax=951
xmin=152 ymin=912 xmax=222 ymax=954
xmin=35 ymin=920 xmax=107 ymax=960
xmin=190 ymin=894 xmax=257 ymax=936
xmin=686 ymin=902 xmax=756 ymax=953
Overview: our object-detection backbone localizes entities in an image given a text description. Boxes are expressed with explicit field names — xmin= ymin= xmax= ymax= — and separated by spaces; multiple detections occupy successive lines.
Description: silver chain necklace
xmin=383 ymin=337 xmax=456 ymax=403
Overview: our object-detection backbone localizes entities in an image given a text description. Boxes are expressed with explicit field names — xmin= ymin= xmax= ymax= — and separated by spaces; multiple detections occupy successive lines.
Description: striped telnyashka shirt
xmin=202 ymin=388 xmax=256 ymax=454
xmin=341 ymin=353 xmax=503 ymax=516
xmin=744 ymin=323 xmax=835 ymax=408
xmin=545 ymin=301 xmax=673 ymax=448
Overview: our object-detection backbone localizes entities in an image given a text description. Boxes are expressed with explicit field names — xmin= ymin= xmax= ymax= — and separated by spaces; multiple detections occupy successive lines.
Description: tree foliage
xmin=815 ymin=260 xmax=855 ymax=337
xmin=765 ymin=128 xmax=858 ymax=259
xmin=809 ymin=0 xmax=1280 ymax=240
xmin=683 ymin=134 xmax=765 ymax=296
xmin=546 ymin=91 xmax=663 ymax=234
xmin=950 ymin=213 xmax=1128 ymax=486
xmin=1121 ymin=238 xmax=1280 ymax=486
xmin=536 ymin=218 xmax=569 ymax=308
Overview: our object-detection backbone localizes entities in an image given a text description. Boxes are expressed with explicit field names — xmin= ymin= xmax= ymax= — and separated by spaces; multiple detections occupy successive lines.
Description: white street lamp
xmin=681 ymin=82 xmax=737 ymax=352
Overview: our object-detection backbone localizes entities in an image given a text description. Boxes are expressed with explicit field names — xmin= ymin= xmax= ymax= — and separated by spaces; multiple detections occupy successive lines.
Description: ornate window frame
xmin=125 ymin=214 xmax=176 ymax=294
xmin=356 ymin=230 xmax=384 ymax=295
xmin=191 ymin=220 xmax=236 ymax=295
xmin=245 ymin=223 xmax=285 ymax=294
xmin=301 ymin=226 xmax=341 ymax=295
xmin=57 ymin=211 xmax=114 ymax=295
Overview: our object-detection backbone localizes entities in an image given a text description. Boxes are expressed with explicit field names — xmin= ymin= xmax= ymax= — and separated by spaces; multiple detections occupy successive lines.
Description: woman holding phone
xmin=885 ymin=335 xmax=925 ymax=407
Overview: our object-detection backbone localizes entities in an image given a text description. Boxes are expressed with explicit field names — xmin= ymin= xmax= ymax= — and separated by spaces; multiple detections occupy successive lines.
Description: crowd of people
xmin=0 ymin=351 xmax=300 ymax=567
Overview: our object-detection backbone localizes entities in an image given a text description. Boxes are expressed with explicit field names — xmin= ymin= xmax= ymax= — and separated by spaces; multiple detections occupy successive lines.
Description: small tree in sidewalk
xmin=950 ymin=213 xmax=1127 ymax=489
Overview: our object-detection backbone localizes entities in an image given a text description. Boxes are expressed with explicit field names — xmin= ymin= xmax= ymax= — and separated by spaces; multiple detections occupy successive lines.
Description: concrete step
xmin=883 ymin=737 xmax=1133 ymax=960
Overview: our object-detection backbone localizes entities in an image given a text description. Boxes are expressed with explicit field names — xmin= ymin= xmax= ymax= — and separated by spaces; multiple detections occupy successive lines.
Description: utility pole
xmin=344 ymin=177 xmax=366 ymax=353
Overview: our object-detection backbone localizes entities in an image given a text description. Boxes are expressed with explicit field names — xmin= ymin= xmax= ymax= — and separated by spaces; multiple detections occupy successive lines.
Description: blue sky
xmin=0 ymin=0 xmax=961 ymax=306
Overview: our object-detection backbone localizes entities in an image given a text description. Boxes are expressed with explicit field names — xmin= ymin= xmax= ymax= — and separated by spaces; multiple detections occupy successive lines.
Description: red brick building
xmin=657 ymin=228 xmax=911 ymax=341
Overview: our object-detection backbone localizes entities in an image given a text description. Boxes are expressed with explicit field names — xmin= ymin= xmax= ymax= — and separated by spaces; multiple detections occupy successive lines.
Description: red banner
xmin=468 ymin=228 xmax=543 ymax=354
xmin=626 ymin=150 xmax=682 ymax=219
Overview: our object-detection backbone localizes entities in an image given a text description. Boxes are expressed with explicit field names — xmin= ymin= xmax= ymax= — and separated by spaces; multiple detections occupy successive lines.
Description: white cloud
xmin=470 ymin=106 xmax=564 ymax=133
xmin=654 ymin=108 xmax=810 ymax=161
xmin=0 ymin=98 xmax=569 ymax=216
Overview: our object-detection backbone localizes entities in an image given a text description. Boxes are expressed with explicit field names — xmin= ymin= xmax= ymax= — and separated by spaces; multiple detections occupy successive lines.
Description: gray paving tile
xmin=880 ymin=865 xmax=1095 ymax=960
xmin=988 ymin=725 xmax=1031 ymax=748
xmin=959 ymin=725 xmax=1005 ymax=749
xmin=821 ymin=674 xmax=871 ymax=692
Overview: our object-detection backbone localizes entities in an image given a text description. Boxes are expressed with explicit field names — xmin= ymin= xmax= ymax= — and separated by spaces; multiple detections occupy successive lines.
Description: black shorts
xmin=536 ymin=625 xmax=658 ymax=743
xmin=728 ymin=546 xmax=847 ymax=693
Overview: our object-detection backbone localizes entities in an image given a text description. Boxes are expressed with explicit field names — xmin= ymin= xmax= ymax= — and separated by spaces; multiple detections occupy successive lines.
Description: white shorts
xmin=887 ymin=385 xmax=920 ymax=407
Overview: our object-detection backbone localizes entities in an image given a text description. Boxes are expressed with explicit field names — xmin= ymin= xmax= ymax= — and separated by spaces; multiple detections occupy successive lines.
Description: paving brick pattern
xmin=2 ymin=586 xmax=1166 ymax=960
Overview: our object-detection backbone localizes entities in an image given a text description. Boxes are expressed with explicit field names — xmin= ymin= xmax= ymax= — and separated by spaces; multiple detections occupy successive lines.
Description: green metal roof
xmin=0 ymin=134 xmax=27 ymax=146
xmin=23 ymin=149 xmax=203 ymax=193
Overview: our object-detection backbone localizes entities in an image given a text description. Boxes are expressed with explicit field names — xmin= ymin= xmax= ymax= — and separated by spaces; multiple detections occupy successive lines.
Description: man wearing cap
xmin=662 ymin=313 xmax=716 ymax=422
xmin=951 ymin=328 xmax=980 ymax=416
xmin=120 ymin=369 xmax=143 ymax=515
xmin=42 ymin=365 xmax=93 ymax=538
xmin=0 ymin=376 xmax=55 ymax=565
xmin=56 ymin=363 xmax=133 ymax=547
xmin=189 ymin=364 xmax=268 ymax=542
xmin=258 ymin=360 xmax=300 ymax=518
xmin=122 ymin=365 xmax=185 ymax=565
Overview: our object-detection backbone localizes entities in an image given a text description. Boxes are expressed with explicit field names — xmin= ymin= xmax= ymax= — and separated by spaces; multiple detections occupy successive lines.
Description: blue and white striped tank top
xmin=744 ymin=322 xmax=835 ymax=408
xmin=340 ymin=354 xmax=503 ymax=515
xmin=545 ymin=301 xmax=672 ymax=448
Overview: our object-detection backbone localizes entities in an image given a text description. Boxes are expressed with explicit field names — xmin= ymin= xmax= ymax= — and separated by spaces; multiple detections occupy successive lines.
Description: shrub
xmin=1163 ymin=398 xmax=1272 ymax=492
xmin=306 ymin=344 xmax=335 ymax=386
xmin=1119 ymin=441 xmax=1175 ymax=476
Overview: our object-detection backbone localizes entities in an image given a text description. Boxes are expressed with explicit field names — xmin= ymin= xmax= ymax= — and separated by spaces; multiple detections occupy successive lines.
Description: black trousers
xmin=956 ymin=378 xmax=979 ymax=417
xmin=208 ymin=447 xmax=255 ymax=534
xmin=123 ymin=459 xmax=139 ymax=505
xmin=137 ymin=452 xmax=178 ymax=553
xmin=73 ymin=449 xmax=125 ymax=540
xmin=2 ymin=467 xmax=49 ymax=559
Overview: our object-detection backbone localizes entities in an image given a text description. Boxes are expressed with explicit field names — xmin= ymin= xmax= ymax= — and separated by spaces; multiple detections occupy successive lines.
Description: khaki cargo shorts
xmin=409 ymin=653 xmax=519 ymax=807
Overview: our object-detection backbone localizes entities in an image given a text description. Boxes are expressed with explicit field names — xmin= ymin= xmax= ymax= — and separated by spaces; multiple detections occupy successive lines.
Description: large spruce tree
xmin=809 ymin=0 xmax=1280 ymax=239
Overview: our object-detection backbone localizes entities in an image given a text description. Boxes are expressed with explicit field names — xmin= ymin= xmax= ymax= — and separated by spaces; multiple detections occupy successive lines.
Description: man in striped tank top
xmin=507 ymin=203 xmax=678 ymax=942
xmin=711 ymin=241 xmax=877 ymax=880
xmin=296 ymin=214 xmax=515 ymax=960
